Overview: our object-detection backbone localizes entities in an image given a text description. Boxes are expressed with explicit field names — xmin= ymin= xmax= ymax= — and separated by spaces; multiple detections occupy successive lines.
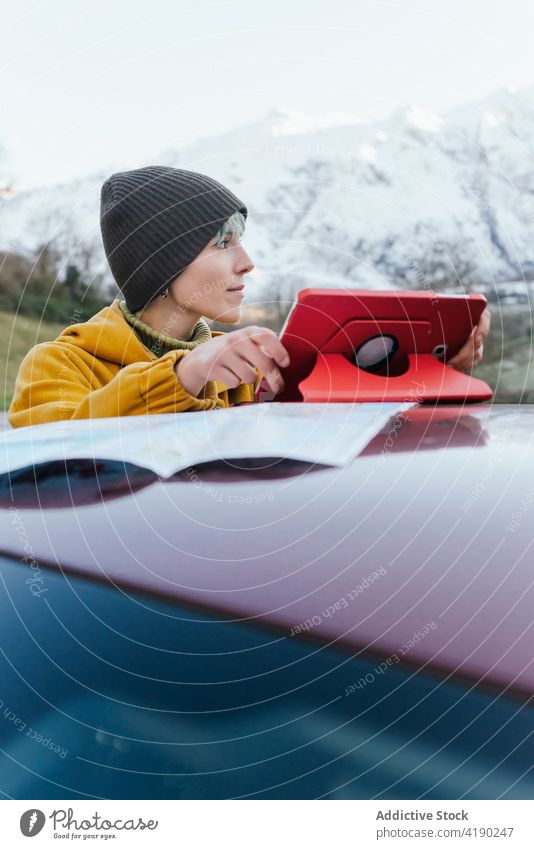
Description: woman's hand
xmin=447 ymin=307 xmax=491 ymax=373
xmin=175 ymin=326 xmax=290 ymax=398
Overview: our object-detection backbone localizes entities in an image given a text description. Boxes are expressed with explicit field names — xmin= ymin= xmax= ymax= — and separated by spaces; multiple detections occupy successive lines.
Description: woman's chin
xmin=213 ymin=306 xmax=242 ymax=324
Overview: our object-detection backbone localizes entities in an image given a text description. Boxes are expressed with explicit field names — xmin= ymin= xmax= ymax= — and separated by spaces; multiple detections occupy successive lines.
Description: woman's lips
xmin=227 ymin=286 xmax=245 ymax=297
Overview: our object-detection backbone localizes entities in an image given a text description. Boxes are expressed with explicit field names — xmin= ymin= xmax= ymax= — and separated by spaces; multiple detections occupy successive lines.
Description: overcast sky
xmin=2 ymin=0 xmax=533 ymax=190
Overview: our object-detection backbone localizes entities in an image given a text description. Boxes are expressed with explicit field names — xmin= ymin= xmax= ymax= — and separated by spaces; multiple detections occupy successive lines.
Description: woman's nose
xmin=236 ymin=246 xmax=254 ymax=274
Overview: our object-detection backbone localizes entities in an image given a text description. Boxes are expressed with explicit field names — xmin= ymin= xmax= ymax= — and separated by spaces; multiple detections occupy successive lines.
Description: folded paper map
xmin=0 ymin=402 xmax=417 ymax=480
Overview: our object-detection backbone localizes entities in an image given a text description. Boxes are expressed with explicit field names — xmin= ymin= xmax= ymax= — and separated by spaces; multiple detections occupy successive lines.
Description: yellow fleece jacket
xmin=8 ymin=298 xmax=260 ymax=428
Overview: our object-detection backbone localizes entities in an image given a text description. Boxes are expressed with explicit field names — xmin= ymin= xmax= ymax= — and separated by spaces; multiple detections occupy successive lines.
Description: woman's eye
xmin=216 ymin=233 xmax=241 ymax=249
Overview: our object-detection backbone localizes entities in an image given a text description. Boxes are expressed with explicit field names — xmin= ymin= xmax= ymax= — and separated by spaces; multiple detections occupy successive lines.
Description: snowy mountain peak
xmin=2 ymin=84 xmax=534 ymax=304
xmin=267 ymin=108 xmax=369 ymax=137
xmin=405 ymin=104 xmax=444 ymax=133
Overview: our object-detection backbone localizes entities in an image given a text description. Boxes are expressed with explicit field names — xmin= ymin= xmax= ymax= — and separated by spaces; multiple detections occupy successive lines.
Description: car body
xmin=0 ymin=402 xmax=533 ymax=799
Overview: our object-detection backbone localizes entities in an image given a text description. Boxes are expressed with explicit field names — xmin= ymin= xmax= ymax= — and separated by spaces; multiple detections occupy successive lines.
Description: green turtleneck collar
xmin=117 ymin=299 xmax=213 ymax=357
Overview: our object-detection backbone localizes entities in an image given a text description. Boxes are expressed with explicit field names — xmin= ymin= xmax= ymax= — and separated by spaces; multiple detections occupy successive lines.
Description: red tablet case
xmin=256 ymin=289 xmax=493 ymax=404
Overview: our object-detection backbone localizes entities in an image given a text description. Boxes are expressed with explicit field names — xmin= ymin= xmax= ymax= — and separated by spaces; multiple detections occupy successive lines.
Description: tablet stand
xmin=298 ymin=352 xmax=493 ymax=403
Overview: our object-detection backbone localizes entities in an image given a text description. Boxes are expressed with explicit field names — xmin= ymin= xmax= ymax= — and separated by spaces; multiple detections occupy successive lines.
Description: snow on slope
xmin=1 ymin=86 xmax=534 ymax=309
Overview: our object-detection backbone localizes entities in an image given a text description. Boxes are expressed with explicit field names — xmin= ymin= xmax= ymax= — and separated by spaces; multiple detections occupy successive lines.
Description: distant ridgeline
xmin=0 ymin=248 xmax=112 ymax=322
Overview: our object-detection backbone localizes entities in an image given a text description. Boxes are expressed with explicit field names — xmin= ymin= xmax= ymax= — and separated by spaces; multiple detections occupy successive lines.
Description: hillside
xmin=0 ymin=311 xmax=66 ymax=411
xmin=473 ymin=305 xmax=534 ymax=402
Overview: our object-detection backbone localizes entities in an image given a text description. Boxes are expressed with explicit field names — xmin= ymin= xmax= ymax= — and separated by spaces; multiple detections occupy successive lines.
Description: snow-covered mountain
xmin=1 ymin=85 xmax=534 ymax=309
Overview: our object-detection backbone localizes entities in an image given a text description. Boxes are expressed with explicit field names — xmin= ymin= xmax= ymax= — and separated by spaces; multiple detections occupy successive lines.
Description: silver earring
xmin=160 ymin=288 xmax=169 ymax=299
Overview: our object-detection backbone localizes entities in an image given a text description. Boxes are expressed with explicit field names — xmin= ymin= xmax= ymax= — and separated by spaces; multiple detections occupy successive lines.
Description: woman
xmin=7 ymin=165 xmax=489 ymax=429
xmin=8 ymin=166 xmax=289 ymax=428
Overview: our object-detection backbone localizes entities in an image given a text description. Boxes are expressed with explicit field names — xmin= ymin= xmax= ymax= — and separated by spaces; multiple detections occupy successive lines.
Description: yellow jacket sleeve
xmin=7 ymin=344 xmax=222 ymax=429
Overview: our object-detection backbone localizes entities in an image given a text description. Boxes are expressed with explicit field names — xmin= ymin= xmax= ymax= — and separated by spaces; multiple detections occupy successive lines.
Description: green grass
xmin=0 ymin=311 xmax=67 ymax=410
xmin=472 ymin=305 xmax=534 ymax=403
xmin=473 ymin=337 xmax=534 ymax=402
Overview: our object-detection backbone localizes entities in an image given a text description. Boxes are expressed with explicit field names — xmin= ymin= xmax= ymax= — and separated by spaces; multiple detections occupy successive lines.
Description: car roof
xmin=1 ymin=402 xmax=534 ymax=699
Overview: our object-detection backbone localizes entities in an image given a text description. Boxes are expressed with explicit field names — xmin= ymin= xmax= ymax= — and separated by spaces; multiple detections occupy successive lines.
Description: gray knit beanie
xmin=99 ymin=165 xmax=248 ymax=312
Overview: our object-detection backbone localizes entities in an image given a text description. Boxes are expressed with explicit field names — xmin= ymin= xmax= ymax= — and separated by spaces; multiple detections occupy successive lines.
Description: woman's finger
xmin=216 ymin=365 xmax=243 ymax=390
xmin=225 ymin=352 xmax=263 ymax=387
xmin=239 ymin=339 xmax=284 ymax=391
xmin=475 ymin=308 xmax=491 ymax=347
